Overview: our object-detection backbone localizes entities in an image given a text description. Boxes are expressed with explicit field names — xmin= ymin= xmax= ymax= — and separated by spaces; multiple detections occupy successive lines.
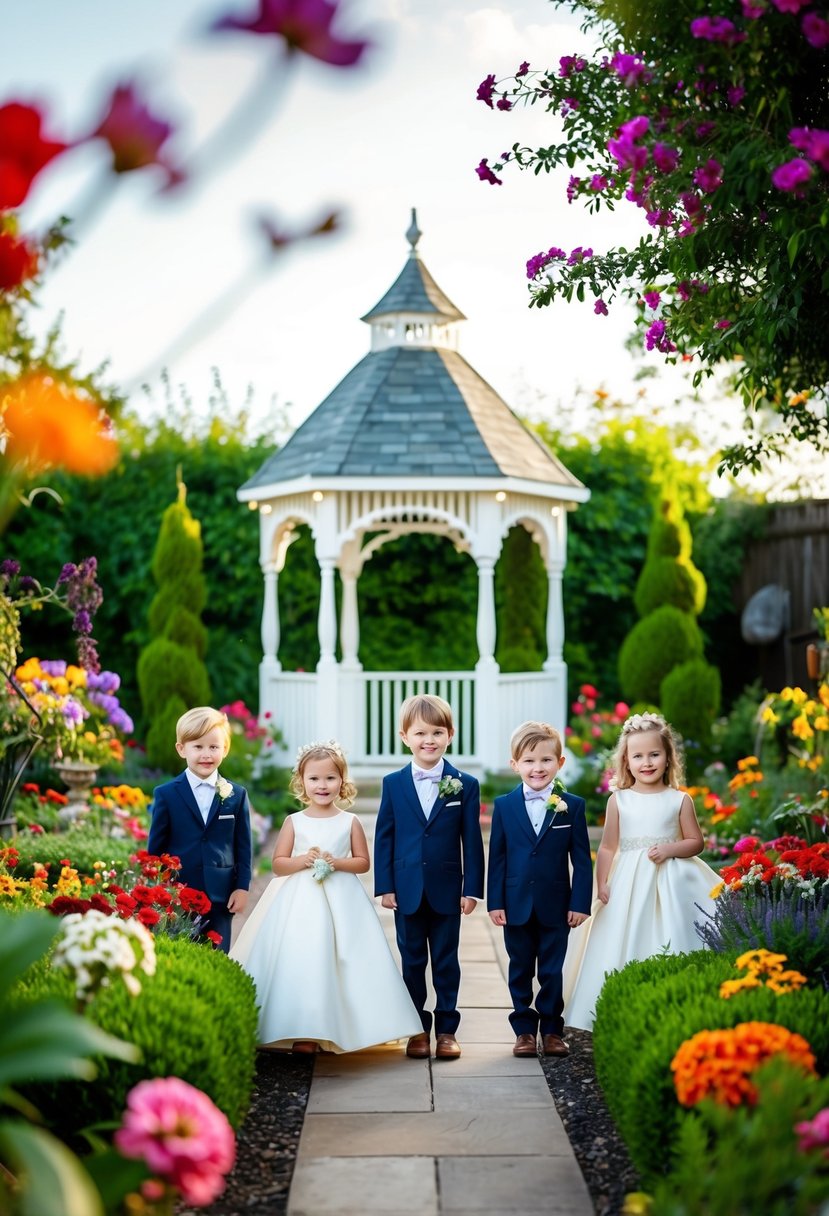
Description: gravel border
xmin=196 ymin=1030 xmax=637 ymax=1216
xmin=541 ymin=1028 xmax=641 ymax=1216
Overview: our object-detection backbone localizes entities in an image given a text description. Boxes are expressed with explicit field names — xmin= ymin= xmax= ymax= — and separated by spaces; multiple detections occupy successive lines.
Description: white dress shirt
xmin=185 ymin=768 xmax=218 ymax=822
xmin=411 ymin=759 xmax=444 ymax=818
xmin=522 ymin=784 xmax=552 ymax=835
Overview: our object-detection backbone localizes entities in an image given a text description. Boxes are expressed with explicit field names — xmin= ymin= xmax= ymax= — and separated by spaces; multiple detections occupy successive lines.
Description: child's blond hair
xmin=290 ymin=741 xmax=357 ymax=808
xmin=611 ymin=712 xmax=685 ymax=789
xmin=509 ymin=720 xmax=563 ymax=761
xmin=176 ymin=706 xmax=232 ymax=752
xmin=399 ymin=693 xmax=454 ymax=733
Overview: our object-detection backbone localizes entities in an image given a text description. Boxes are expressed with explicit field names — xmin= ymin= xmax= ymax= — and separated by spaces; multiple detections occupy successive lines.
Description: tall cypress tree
xmin=137 ymin=476 xmax=211 ymax=772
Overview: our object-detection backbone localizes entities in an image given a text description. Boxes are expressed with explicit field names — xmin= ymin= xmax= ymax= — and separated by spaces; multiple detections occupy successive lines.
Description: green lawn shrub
xmin=592 ymin=950 xmax=829 ymax=1180
xmin=14 ymin=935 xmax=257 ymax=1132
xmin=12 ymin=828 xmax=135 ymax=882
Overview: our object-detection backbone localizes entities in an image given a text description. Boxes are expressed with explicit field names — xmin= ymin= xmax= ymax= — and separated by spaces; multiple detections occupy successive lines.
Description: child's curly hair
xmin=611 ymin=712 xmax=685 ymax=790
xmin=289 ymin=741 xmax=357 ymax=808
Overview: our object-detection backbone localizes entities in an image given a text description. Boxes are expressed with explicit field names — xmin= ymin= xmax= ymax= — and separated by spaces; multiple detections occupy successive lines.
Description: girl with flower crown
xmin=562 ymin=712 xmax=719 ymax=1030
xmin=230 ymin=741 xmax=421 ymax=1053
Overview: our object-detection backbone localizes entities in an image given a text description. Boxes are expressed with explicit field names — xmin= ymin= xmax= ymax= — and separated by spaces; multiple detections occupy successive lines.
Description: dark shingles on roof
xmin=360 ymin=256 xmax=465 ymax=323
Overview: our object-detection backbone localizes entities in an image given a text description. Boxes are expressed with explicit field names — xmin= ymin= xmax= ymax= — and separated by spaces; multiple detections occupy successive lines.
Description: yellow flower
xmin=0 ymin=874 xmax=18 ymax=899
xmin=720 ymin=976 xmax=762 ymax=999
xmin=736 ymin=949 xmax=787 ymax=975
xmin=765 ymin=970 xmax=808 ymax=994
xmin=710 ymin=881 xmax=725 ymax=899
xmin=737 ymin=755 xmax=760 ymax=771
xmin=814 ymin=715 xmax=829 ymax=733
xmin=622 ymin=1195 xmax=653 ymax=1216
xmin=792 ymin=714 xmax=814 ymax=741
xmin=761 ymin=706 xmax=779 ymax=724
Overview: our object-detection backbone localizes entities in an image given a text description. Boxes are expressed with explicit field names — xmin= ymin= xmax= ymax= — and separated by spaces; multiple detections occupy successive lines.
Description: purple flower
xmin=771 ymin=157 xmax=813 ymax=191
xmin=693 ymin=158 xmax=723 ymax=193
xmin=73 ymin=609 xmax=92 ymax=636
xmin=61 ymin=698 xmax=86 ymax=727
xmin=110 ymin=707 xmax=135 ymax=734
xmin=726 ymin=85 xmax=746 ymax=107
xmin=645 ymin=319 xmax=676 ymax=353
xmin=714 ymin=318 xmax=732 ymax=329
xmin=496 ymin=97 xmax=512 ymax=111
xmin=566 ymin=175 xmax=580 ymax=203
xmin=790 ymin=126 xmax=829 ymax=170
xmin=516 ymin=61 xmax=530 ymax=77
xmin=676 ymin=281 xmax=692 ymax=301
xmin=88 ymin=82 xmax=182 ymax=187
xmin=771 ymin=0 xmax=810 ymax=11
xmin=567 ymin=246 xmax=592 ymax=266
xmin=690 ymin=16 xmax=744 ymax=43
xmin=680 ymin=189 xmax=703 ymax=216
xmin=58 ymin=563 xmax=77 ymax=585
xmin=76 ymin=637 xmax=100 ymax=673
xmin=610 ymin=52 xmax=651 ymax=87
xmin=594 ymin=299 xmax=608 ymax=315
xmin=741 ymin=0 xmax=766 ymax=16
xmin=644 ymin=291 xmax=661 ymax=309
xmin=802 ymin=12 xmax=829 ymax=47
xmin=211 ymin=0 xmax=372 ymax=67
xmin=561 ymin=97 xmax=579 ymax=114
xmin=590 ymin=174 xmax=608 ymax=191
xmin=41 ymin=660 xmax=67 ymax=677
xmin=652 ymin=142 xmax=679 ymax=173
xmin=646 ymin=209 xmax=675 ymax=227
xmin=19 ymin=576 xmax=37 ymax=593
xmin=0 ymin=559 xmax=20 ymax=579
xmin=87 ymin=669 xmax=121 ymax=693
xmin=558 ymin=55 xmax=587 ymax=77
xmin=695 ymin=121 xmax=717 ymax=142
xmin=477 ymin=74 xmax=497 ymax=108
xmin=475 ymin=158 xmax=502 ymax=185
xmin=526 ymin=247 xmax=564 ymax=279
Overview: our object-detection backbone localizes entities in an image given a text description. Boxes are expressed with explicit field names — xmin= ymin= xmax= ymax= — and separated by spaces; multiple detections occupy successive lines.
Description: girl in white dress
xmin=563 ymin=712 xmax=719 ymax=1031
xmin=230 ymin=741 xmax=421 ymax=1053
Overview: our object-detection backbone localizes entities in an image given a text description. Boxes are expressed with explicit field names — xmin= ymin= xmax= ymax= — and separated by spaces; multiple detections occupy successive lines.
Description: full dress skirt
xmin=230 ymin=810 xmax=421 ymax=1052
xmin=562 ymin=787 xmax=719 ymax=1031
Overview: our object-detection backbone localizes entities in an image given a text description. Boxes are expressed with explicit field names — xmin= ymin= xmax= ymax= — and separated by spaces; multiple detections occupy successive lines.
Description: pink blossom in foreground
xmin=115 ymin=1077 xmax=236 ymax=1206
xmin=771 ymin=0 xmax=810 ymax=12
xmin=475 ymin=158 xmax=502 ymax=185
xmin=89 ymin=83 xmax=182 ymax=185
xmin=212 ymin=0 xmax=371 ymax=67
xmin=741 ymin=0 xmax=766 ymax=16
xmin=802 ymin=12 xmax=829 ymax=47
xmin=693 ymin=158 xmax=723 ymax=193
xmin=690 ymin=16 xmax=744 ymax=43
xmin=795 ymin=1108 xmax=829 ymax=1156
xmin=790 ymin=127 xmax=829 ymax=171
xmin=771 ymin=157 xmax=813 ymax=191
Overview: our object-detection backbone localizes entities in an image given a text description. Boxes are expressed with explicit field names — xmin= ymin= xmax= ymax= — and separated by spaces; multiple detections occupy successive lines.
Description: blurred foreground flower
xmin=0 ymin=100 xmax=68 ymax=210
xmin=115 ymin=1076 xmax=236 ymax=1206
xmin=1 ymin=372 xmax=118 ymax=476
xmin=212 ymin=0 xmax=372 ymax=66
xmin=0 ymin=229 xmax=38 ymax=291
xmin=52 ymin=907 xmax=157 ymax=1002
xmin=88 ymin=81 xmax=183 ymax=188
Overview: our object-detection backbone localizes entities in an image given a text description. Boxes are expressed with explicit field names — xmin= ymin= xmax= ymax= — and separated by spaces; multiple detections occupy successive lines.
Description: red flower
xmin=88 ymin=83 xmax=182 ymax=185
xmin=115 ymin=892 xmax=138 ymax=917
xmin=0 ymin=102 xmax=68 ymax=210
xmin=136 ymin=906 xmax=161 ymax=928
xmin=211 ymin=0 xmax=372 ymax=67
xmin=28 ymin=823 xmax=44 ymax=834
xmin=89 ymin=894 xmax=114 ymax=915
xmin=131 ymin=884 xmax=159 ymax=905
xmin=179 ymin=887 xmax=211 ymax=915
xmin=205 ymin=930 xmax=223 ymax=947
xmin=22 ymin=783 xmax=40 ymax=794
xmin=0 ymin=230 xmax=38 ymax=291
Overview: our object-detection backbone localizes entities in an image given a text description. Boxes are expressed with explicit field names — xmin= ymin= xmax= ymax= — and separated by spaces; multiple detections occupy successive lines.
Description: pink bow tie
xmin=523 ymin=788 xmax=547 ymax=802
xmin=414 ymin=770 xmax=441 ymax=783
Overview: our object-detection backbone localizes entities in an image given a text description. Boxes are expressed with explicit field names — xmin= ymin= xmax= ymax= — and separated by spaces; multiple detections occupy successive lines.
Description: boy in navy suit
xmin=148 ymin=707 xmax=252 ymax=953
xmin=374 ymin=694 xmax=485 ymax=1060
xmin=487 ymin=720 xmax=592 ymax=1058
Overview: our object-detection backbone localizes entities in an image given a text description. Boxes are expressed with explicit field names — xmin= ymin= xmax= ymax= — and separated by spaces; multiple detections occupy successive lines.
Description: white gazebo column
xmin=338 ymin=551 xmax=364 ymax=760
xmin=474 ymin=555 xmax=500 ymax=764
xmin=260 ymin=561 xmax=281 ymax=672
xmin=543 ymin=560 xmax=565 ymax=668
xmin=542 ymin=503 xmax=568 ymax=734
xmin=315 ymin=557 xmax=339 ymax=738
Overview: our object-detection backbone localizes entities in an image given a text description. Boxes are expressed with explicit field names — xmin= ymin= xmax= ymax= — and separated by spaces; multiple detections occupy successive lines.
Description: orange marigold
xmin=2 ymin=373 xmax=118 ymax=476
xmin=671 ymin=1022 xmax=816 ymax=1108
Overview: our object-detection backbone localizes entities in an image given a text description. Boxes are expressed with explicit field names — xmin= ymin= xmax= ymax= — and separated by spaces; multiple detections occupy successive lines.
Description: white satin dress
xmin=562 ymin=787 xmax=719 ymax=1031
xmin=230 ymin=810 xmax=421 ymax=1052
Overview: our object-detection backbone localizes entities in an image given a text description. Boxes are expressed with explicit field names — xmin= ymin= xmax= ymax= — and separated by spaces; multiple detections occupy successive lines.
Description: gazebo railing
xmin=362 ymin=671 xmax=475 ymax=761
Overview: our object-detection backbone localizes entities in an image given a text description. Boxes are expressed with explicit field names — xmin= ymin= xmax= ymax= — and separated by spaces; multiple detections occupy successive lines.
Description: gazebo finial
xmin=405 ymin=207 xmax=421 ymax=253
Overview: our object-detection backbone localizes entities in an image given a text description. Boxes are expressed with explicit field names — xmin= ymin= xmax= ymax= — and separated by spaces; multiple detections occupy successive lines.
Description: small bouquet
xmin=438 ymin=775 xmax=463 ymax=799
xmin=546 ymin=777 xmax=568 ymax=813
xmin=311 ymin=857 xmax=335 ymax=883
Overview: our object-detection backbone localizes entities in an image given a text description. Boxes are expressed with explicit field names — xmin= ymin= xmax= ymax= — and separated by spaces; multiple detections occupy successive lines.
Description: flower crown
xmin=293 ymin=739 xmax=346 ymax=770
xmin=621 ymin=711 xmax=666 ymax=735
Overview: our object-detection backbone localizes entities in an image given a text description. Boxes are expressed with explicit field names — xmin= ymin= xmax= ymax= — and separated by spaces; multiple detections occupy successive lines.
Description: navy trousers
xmin=395 ymin=894 xmax=461 ymax=1035
xmin=503 ymin=910 xmax=569 ymax=1037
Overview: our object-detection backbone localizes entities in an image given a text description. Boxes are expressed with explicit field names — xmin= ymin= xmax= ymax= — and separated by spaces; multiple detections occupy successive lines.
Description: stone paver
xmin=269 ymin=812 xmax=593 ymax=1216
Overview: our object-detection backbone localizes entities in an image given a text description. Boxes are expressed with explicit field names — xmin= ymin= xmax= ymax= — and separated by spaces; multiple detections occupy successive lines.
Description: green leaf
xmin=0 ymin=1121 xmax=104 ymax=1216
xmin=0 ymin=913 xmax=60 ymax=999
xmin=0 ymin=1005 xmax=139 ymax=1089
xmin=82 ymin=1148 xmax=149 ymax=1209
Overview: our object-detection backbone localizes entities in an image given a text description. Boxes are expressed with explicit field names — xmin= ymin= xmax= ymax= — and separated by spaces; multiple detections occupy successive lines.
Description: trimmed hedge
xmin=12 ymin=828 xmax=135 ymax=882
xmin=660 ymin=658 xmax=722 ymax=743
xmin=617 ymin=605 xmax=703 ymax=705
xmin=592 ymin=950 xmax=829 ymax=1180
xmin=14 ymin=935 xmax=257 ymax=1132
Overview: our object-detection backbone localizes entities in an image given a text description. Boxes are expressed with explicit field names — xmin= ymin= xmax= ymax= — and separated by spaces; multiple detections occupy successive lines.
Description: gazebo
xmin=238 ymin=212 xmax=589 ymax=777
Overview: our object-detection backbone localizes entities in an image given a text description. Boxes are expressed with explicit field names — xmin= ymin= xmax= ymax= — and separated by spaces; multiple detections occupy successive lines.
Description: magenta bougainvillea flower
xmin=690 ymin=16 xmax=745 ymax=44
xmin=693 ymin=158 xmax=724 ymax=193
xmin=802 ymin=12 xmax=829 ymax=48
xmin=771 ymin=156 xmax=813 ymax=191
xmin=475 ymin=158 xmax=502 ymax=185
xmin=0 ymin=101 xmax=67 ymax=211
xmin=115 ymin=1077 xmax=236 ymax=1206
xmin=212 ymin=0 xmax=371 ymax=67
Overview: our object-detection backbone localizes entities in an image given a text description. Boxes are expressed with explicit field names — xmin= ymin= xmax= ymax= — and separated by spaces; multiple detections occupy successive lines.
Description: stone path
xmin=235 ymin=807 xmax=593 ymax=1216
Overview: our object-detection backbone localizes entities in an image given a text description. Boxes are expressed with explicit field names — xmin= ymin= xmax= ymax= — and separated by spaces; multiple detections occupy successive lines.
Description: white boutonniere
xmin=438 ymin=775 xmax=462 ymax=799
xmin=216 ymin=776 xmax=233 ymax=802
xmin=546 ymin=777 xmax=567 ymax=814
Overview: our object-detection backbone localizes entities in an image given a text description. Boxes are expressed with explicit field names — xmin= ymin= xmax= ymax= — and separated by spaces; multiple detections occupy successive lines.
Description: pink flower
xmin=89 ymin=83 xmax=182 ymax=185
xmin=475 ymin=158 xmax=502 ymax=186
xmin=614 ymin=702 xmax=630 ymax=718
xmin=734 ymin=835 xmax=762 ymax=853
xmin=594 ymin=299 xmax=608 ymax=315
xmin=610 ymin=52 xmax=651 ymax=87
xmin=771 ymin=0 xmax=810 ymax=11
xmin=653 ymin=142 xmax=679 ymax=173
xmin=477 ymin=74 xmax=497 ymax=108
xmin=789 ymin=127 xmax=829 ymax=171
xmin=795 ymin=1108 xmax=829 ymax=1156
xmin=644 ymin=290 xmax=661 ymax=310
xmin=115 ymin=1077 xmax=236 ymax=1206
xmin=771 ymin=157 xmax=813 ymax=191
xmin=693 ymin=158 xmax=723 ymax=193
xmin=715 ymin=318 xmax=732 ymax=329
xmin=802 ymin=12 xmax=829 ymax=47
xmin=690 ymin=16 xmax=744 ymax=43
xmin=516 ymin=61 xmax=530 ymax=77
xmin=741 ymin=0 xmax=766 ymax=16
xmin=211 ymin=0 xmax=371 ymax=67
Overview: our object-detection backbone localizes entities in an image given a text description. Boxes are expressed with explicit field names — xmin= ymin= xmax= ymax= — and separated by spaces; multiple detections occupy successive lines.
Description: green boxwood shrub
xmin=634 ymin=556 xmax=703 ymax=617
xmin=12 ymin=828 xmax=135 ymax=881
xmin=648 ymin=1061 xmax=829 ymax=1216
xmin=660 ymin=658 xmax=722 ymax=743
xmin=592 ymin=950 xmax=829 ymax=1181
xmin=618 ymin=605 xmax=703 ymax=705
xmin=14 ymin=936 xmax=257 ymax=1132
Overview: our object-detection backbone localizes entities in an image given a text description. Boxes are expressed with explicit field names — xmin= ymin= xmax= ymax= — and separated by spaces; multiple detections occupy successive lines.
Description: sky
xmin=7 ymin=0 xmax=825 ymax=496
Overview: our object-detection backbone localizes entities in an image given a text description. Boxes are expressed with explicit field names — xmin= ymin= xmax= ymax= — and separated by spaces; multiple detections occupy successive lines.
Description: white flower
xmin=216 ymin=776 xmax=233 ymax=801
xmin=52 ymin=910 xmax=156 ymax=1002
xmin=311 ymin=858 xmax=335 ymax=883
xmin=437 ymin=776 xmax=463 ymax=799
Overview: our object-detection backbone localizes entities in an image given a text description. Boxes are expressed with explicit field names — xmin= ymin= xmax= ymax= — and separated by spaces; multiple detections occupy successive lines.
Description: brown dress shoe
xmin=434 ymin=1033 xmax=462 ymax=1059
xmin=513 ymin=1033 xmax=538 ymax=1057
xmin=291 ymin=1040 xmax=319 ymax=1054
xmin=542 ymin=1034 xmax=569 ymax=1057
xmin=406 ymin=1033 xmax=431 ymax=1058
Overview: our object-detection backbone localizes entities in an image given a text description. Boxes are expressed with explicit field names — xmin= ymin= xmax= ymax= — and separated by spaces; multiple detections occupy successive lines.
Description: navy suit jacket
xmin=373 ymin=760 xmax=485 ymax=916
xmin=147 ymin=771 xmax=253 ymax=905
xmin=487 ymin=785 xmax=593 ymax=927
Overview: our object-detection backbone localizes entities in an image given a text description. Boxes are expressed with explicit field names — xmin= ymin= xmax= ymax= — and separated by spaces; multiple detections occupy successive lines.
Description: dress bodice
xmin=292 ymin=810 xmax=354 ymax=859
xmin=616 ymin=788 xmax=684 ymax=852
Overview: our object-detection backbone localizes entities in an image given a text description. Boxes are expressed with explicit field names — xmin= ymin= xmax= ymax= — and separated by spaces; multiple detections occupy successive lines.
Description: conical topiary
xmin=618 ymin=605 xmax=703 ymax=705
xmin=137 ymin=479 xmax=210 ymax=772
xmin=660 ymin=659 xmax=722 ymax=744
xmin=634 ymin=494 xmax=706 ymax=618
